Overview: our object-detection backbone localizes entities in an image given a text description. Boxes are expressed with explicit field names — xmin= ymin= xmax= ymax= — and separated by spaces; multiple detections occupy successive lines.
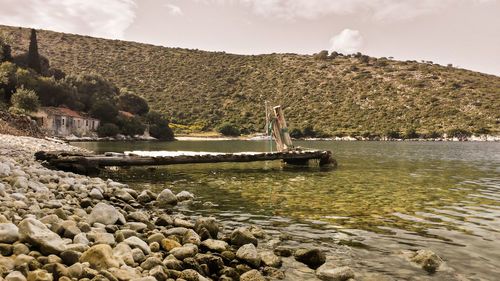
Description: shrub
xmin=446 ymin=128 xmax=471 ymax=139
xmin=146 ymin=111 xmax=174 ymax=140
xmin=97 ymin=123 xmax=120 ymax=137
xmin=313 ymin=50 xmax=329 ymax=60
xmin=289 ymin=127 xmax=304 ymax=139
xmin=10 ymin=86 xmax=39 ymax=112
xmin=216 ymin=123 xmax=240 ymax=136
xmin=302 ymin=124 xmax=316 ymax=138
xmin=403 ymin=127 xmax=419 ymax=139
xmin=90 ymin=100 xmax=118 ymax=123
xmin=424 ymin=130 xmax=441 ymax=139
xmin=384 ymin=129 xmax=400 ymax=139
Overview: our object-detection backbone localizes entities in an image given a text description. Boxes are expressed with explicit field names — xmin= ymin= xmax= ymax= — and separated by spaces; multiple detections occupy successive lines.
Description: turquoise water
xmin=73 ymin=140 xmax=500 ymax=280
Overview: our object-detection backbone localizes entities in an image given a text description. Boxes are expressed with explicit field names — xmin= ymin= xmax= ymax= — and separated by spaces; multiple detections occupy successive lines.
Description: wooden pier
xmin=35 ymin=150 xmax=336 ymax=175
xmin=35 ymin=105 xmax=336 ymax=175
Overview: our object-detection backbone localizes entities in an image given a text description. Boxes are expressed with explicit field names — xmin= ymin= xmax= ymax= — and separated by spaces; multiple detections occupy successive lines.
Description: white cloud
xmin=0 ymin=0 xmax=136 ymax=39
xmin=164 ymin=4 xmax=184 ymax=16
xmin=329 ymin=29 xmax=363 ymax=54
xmin=201 ymin=0 xmax=495 ymax=21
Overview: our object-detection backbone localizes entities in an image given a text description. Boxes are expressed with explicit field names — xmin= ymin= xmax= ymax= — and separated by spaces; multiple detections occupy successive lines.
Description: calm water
xmin=73 ymin=140 xmax=500 ymax=280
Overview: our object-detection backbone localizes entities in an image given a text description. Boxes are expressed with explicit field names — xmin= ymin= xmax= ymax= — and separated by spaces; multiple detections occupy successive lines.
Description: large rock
xmin=113 ymin=243 xmax=135 ymax=266
xmin=0 ymin=223 xmax=19 ymax=243
xmin=176 ymin=191 xmax=194 ymax=201
xmin=80 ymin=244 xmax=121 ymax=270
xmin=18 ymin=218 xmax=67 ymax=255
xmin=156 ymin=188 xmax=178 ymax=207
xmin=236 ymin=244 xmax=261 ymax=268
xmin=88 ymin=203 xmax=126 ymax=225
xmin=194 ymin=217 xmax=219 ymax=239
xmin=230 ymin=227 xmax=257 ymax=247
xmin=316 ymin=265 xmax=355 ymax=281
xmin=410 ymin=249 xmax=443 ymax=273
xmin=240 ymin=269 xmax=266 ymax=281
xmin=26 ymin=269 xmax=53 ymax=281
xmin=5 ymin=271 xmax=27 ymax=281
xmin=182 ymin=229 xmax=201 ymax=246
xmin=0 ymin=162 xmax=11 ymax=177
xmin=294 ymin=248 xmax=326 ymax=269
xmin=201 ymin=239 xmax=228 ymax=252
xmin=169 ymin=243 xmax=198 ymax=260
xmin=160 ymin=238 xmax=181 ymax=251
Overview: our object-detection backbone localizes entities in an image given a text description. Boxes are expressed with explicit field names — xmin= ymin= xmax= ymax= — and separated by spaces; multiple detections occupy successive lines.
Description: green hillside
xmin=2 ymin=25 xmax=499 ymax=137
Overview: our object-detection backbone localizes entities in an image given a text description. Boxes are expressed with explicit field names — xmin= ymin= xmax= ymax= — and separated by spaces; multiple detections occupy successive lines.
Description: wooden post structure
xmin=272 ymin=106 xmax=293 ymax=151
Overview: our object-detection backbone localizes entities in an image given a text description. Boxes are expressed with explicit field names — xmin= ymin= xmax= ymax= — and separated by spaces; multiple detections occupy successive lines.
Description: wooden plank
xmin=273 ymin=106 xmax=293 ymax=150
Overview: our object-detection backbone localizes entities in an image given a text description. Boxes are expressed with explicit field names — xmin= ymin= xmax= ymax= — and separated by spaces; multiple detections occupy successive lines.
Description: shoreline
xmin=0 ymin=133 xmax=472 ymax=280
xmin=58 ymin=135 xmax=500 ymax=143
xmin=0 ymin=133 xmax=350 ymax=281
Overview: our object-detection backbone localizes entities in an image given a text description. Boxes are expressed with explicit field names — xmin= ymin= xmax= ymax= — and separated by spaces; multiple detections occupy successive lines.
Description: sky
xmin=1 ymin=0 xmax=499 ymax=76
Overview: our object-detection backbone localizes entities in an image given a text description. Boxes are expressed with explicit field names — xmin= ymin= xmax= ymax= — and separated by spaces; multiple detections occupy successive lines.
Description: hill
xmin=2 ymin=25 xmax=499 ymax=137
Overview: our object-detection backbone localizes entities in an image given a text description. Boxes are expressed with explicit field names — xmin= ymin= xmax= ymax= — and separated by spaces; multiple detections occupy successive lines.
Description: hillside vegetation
xmin=2 ymin=25 xmax=499 ymax=137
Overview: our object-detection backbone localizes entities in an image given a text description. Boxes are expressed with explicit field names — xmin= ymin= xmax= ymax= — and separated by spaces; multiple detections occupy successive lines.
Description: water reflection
xmin=73 ymin=140 xmax=500 ymax=279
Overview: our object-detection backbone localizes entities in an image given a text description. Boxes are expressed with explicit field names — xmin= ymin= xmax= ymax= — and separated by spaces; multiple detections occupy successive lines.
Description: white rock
xmin=89 ymin=188 xmax=103 ymax=199
xmin=0 ymin=162 xmax=11 ymax=177
xmin=316 ymin=265 xmax=355 ymax=281
xmin=88 ymin=202 xmax=126 ymax=225
xmin=0 ymin=223 xmax=19 ymax=243
xmin=156 ymin=188 xmax=178 ymax=207
xmin=236 ymin=243 xmax=261 ymax=267
xmin=176 ymin=191 xmax=194 ymax=201
xmin=73 ymin=233 xmax=89 ymax=245
xmin=18 ymin=218 xmax=67 ymax=255
xmin=4 ymin=271 xmax=27 ymax=281
xmin=124 ymin=236 xmax=151 ymax=255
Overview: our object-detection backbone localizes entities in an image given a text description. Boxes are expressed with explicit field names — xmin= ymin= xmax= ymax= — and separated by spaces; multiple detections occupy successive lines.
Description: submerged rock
xmin=316 ymin=264 xmax=355 ymax=281
xmin=230 ymin=227 xmax=258 ymax=247
xmin=410 ymin=249 xmax=443 ymax=273
xmin=294 ymin=248 xmax=326 ymax=269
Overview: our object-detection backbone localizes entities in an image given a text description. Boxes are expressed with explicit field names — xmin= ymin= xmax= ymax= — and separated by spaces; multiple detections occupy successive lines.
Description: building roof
xmin=119 ymin=110 xmax=135 ymax=117
xmin=42 ymin=107 xmax=97 ymax=120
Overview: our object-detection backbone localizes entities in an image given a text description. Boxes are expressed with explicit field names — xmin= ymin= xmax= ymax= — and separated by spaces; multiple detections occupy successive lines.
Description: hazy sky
xmin=1 ymin=0 xmax=499 ymax=76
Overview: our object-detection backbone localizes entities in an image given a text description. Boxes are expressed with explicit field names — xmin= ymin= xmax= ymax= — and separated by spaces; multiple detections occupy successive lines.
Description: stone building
xmin=35 ymin=107 xmax=99 ymax=137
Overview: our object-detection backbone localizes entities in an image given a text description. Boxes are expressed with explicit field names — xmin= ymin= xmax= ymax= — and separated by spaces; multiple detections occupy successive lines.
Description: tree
xmin=146 ymin=111 xmax=174 ymax=140
xmin=28 ymin=29 xmax=41 ymax=74
xmin=10 ymin=86 xmax=39 ymax=112
xmin=0 ymin=61 xmax=17 ymax=102
xmin=117 ymin=92 xmax=149 ymax=115
xmin=115 ymin=115 xmax=146 ymax=136
xmin=65 ymin=72 xmax=119 ymax=110
xmin=97 ymin=123 xmax=120 ymax=137
xmin=90 ymin=100 xmax=118 ymax=122
xmin=0 ymin=32 xmax=12 ymax=62
xmin=313 ymin=50 xmax=329 ymax=60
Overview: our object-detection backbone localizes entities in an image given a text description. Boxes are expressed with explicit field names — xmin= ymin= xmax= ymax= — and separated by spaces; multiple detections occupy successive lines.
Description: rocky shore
xmin=0 ymin=134 xmax=362 ymax=281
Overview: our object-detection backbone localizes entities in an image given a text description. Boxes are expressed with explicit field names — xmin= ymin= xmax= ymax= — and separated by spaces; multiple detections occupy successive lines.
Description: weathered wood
xmin=35 ymin=149 xmax=336 ymax=175
xmin=272 ymin=106 xmax=293 ymax=151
